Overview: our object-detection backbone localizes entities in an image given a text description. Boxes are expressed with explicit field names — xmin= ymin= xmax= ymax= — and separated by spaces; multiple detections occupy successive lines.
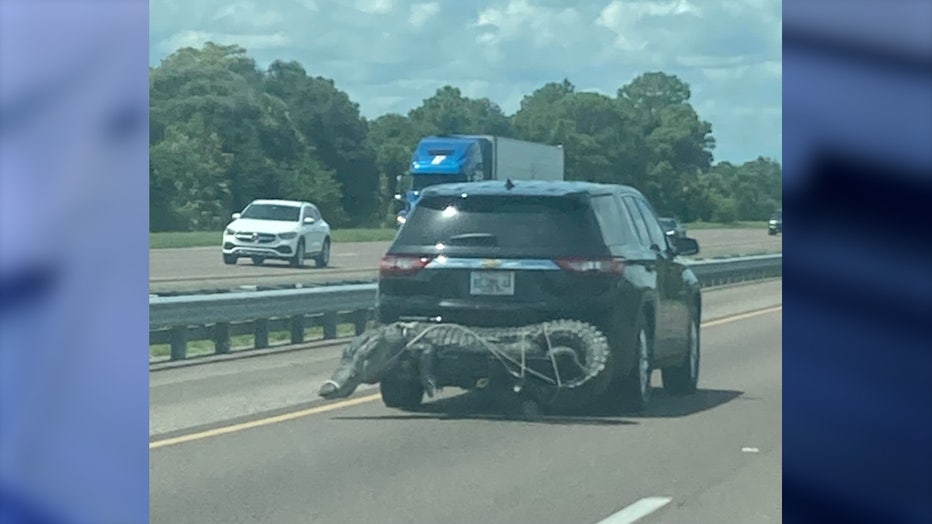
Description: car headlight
xmin=278 ymin=232 xmax=298 ymax=240
xmin=769 ymin=220 xmax=777 ymax=225
xmin=396 ymin=215 xmax=406 ymax=225
xmin=225 ymin=228 xmax=236 ymax=235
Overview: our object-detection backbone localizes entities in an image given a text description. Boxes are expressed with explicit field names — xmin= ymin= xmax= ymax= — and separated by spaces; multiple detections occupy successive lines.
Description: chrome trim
xmin=424 ymin=257 xmax=560 ymax=270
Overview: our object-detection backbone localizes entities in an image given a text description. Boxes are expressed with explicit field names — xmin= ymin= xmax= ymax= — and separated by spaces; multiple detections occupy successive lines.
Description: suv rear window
xmin=395 ymin=194 xmax=603 ymax=253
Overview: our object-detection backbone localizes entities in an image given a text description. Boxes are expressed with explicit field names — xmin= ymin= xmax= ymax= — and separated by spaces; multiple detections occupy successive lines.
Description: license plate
xmin=469 ymin=271 xmax=514 ymax=296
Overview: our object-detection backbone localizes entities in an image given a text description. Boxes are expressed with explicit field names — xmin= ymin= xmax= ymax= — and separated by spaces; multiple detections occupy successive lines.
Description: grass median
xmin=151 ymin=228 xmax=397 ymax=249
xmin=150 ymin=222 xmax=768 ymax=250
xmin=150 ymin=322 xmax=362 ymax=362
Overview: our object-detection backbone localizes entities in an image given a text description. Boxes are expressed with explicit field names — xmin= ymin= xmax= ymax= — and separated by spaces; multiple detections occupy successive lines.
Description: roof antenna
xmin=505 ymin=178 xmax=515 ymax=190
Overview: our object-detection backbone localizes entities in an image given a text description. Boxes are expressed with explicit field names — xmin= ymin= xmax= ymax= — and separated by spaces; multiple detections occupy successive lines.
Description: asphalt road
xmin=150 ymin=280 xmax=782 ymax=523
xmin=150 ymin=228 xmax=782 ymax=293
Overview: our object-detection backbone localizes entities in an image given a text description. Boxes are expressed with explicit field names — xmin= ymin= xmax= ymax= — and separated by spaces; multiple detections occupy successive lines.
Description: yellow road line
xmin=150 ymin=305 xmax=781 ymax=450
xmin=149 ymin=394 xmax=380 ymax=449
xmin=702 ymin=305 xmax=781 ymax=327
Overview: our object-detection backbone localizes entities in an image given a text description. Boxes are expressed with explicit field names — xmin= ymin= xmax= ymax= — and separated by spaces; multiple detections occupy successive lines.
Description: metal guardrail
xmin=150 ymin=254 xmax=781 ymax=362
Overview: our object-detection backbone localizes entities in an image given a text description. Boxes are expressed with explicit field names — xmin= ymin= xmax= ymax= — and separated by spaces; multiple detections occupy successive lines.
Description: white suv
xmin=222 ymin=199 xmax=331 ymax=268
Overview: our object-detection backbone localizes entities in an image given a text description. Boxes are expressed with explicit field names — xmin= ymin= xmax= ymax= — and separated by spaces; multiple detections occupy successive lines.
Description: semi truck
xmin=394 ymin=134 xmax=565 ymax=225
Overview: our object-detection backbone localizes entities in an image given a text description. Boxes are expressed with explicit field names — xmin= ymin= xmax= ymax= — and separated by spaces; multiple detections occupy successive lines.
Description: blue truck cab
xmin=394 ymin=134 xmax=565 ymax=226
xmin=395 ymin=135 xmax=488 ymax=225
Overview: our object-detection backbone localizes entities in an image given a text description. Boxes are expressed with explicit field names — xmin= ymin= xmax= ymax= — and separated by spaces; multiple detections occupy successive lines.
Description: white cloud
xmin=355 ymin=0 xmax=393 ymax=14
xmin=149 ymin=0 xmax=783 ymax=162
xmin=409 ymin=2 xmax=440 ymax=28
xmin=157 ymin=30 xmax=289 ymax=55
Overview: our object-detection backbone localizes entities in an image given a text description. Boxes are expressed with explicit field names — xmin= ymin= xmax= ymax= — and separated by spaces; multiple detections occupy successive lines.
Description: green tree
xmin=265 ymin=60 xmax=379 ymax=226
xmin=408 ymin=86 xmax=513 ymax=136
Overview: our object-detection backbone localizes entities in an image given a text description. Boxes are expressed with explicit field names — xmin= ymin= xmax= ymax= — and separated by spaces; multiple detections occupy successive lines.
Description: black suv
xmin=376 ymin=180 xmax=703 ymax=412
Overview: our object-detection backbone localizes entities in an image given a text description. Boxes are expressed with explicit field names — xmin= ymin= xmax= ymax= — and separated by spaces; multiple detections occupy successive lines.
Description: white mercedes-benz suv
xmin=222 ymin=199 xmax=331 ymax=268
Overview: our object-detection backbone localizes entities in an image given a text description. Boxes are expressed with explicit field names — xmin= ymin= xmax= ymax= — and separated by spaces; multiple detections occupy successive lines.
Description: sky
xmin=150 ymin=0 xmax=782 ymax=164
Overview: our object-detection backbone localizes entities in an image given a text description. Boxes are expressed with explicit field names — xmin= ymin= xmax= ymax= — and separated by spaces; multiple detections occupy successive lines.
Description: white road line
xmin=596 ymin=497 xmax=673 ymax=524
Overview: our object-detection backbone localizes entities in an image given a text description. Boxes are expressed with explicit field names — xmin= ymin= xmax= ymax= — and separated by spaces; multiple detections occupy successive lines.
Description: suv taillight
xmin=554 ymin=257 xmax=626 ymax=274
xmin=379 ymin=255 xmax=432 ymax=276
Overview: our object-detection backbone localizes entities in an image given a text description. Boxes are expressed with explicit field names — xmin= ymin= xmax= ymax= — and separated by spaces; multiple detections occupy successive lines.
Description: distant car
xmin=768 ymin=209 xmax=782 ymax=236
xmin=222 ymin=199 xmax=331 ymax=267
xmin=658 ymin=217 xmax=687 ymax=241
xmin=376 ymin=180 xmax=703 ymax=412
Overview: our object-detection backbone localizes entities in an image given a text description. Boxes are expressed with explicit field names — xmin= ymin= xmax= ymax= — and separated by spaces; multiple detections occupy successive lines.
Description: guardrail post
xmin=352 ymin=309 xmax=368 ymax=336
xmin=214 ymin=322 xmax=231 ymax=354
xmin=290 ymin=315 xmax=304 ymax=344
xmin=254 ymin=319 xmax=269 ymax=349
xmin=323 ymin=312 xmax=338 ymax=339
xmin=169 ymin=327 xmax=187 ymax=361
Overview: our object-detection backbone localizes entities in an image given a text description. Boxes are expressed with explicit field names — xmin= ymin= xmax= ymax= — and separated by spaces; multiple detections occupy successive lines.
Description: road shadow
xmin=332 ymin=388 xmax=744 ymax=426
xmin=233 ymin=259 xmax=345 ymax=271
xmin=334 ymin=391 xmax=638 ymax=426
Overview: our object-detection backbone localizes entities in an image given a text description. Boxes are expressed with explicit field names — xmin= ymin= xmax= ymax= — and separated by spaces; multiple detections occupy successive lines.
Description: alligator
xmin=318 ymin=319 xmax=613 ymax=410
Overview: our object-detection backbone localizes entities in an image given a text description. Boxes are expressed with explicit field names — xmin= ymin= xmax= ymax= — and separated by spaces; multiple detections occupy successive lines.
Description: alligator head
xmin=318 ymin=323 xmax=409 ymax=399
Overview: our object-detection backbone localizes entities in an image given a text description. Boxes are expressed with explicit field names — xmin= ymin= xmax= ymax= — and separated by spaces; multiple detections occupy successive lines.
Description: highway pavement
xmin=149 ymin=228 xmax=782 ymax=293
xmin=150 ymin=280 xmax=782 ymax=523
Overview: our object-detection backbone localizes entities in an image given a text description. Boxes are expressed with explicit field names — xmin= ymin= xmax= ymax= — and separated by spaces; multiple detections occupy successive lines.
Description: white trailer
xmin=460 ymin=135 xmax=565 ymax=182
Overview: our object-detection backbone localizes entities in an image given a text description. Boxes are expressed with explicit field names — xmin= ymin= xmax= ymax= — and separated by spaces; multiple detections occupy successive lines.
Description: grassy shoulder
xmin=150 ymin=228 xmax=397 ymax=249
xmin=150 ymin=221 xmax=768 ymax=250
xmin=685 ymin=221 xmax=767 ymax=230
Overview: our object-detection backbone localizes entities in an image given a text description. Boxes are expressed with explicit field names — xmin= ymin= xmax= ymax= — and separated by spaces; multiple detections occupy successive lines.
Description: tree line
xmin=150 ymin=42 xmax=782 ymax=231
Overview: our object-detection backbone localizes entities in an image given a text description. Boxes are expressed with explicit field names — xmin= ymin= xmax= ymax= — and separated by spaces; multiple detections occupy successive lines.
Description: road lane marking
xmin=702 ymin=305 xmax=781 ymax=327
xmin=150 ymin=305 xmax=782 ymax=449
xmin=596 ymin=497 xmax=672 ymax=523
xmin=149 ymin=394 xmax=381 ymax=449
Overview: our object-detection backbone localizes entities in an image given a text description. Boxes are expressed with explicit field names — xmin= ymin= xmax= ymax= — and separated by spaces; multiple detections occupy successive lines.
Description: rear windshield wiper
xmin=445 ymin=233 xmax=498 ymax=246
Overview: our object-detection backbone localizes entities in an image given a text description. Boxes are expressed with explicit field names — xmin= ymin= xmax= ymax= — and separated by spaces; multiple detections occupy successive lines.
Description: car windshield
xmin=658 ymin=218 xmax=676 ymax=230
xmin=396 ymin=194 xmax=603 ymax=251
xmin=240 ymin=204 xmax=300 ymax=222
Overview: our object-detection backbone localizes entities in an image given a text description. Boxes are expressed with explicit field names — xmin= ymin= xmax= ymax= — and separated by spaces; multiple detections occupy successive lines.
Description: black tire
xmin=315 ymin=238 xmax=330 ymax=268
xmin=662 ymin=315 xmax=700 ymax=395
xmin=768 ymin=230 xmax=776 ymax=236
xmin=290 ymin=239 xmax=305 ymax=268
xmin=223 ymin=254 xmax=237 ymax=265
xmin=602 ymin=312 xmax=653 ymax=413
xmin=379 ymin=374 xmax=424 ymax=410
xmin=251 ymin=256 xmax=265 ymax=265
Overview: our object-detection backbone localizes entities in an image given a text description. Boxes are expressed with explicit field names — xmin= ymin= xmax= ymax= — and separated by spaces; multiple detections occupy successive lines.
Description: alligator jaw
xmin=318 ymin=379 xmax=355 ymax=399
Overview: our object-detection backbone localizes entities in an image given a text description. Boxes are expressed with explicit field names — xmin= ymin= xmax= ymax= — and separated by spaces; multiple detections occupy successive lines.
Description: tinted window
xmin=395 ymin=195 xmax=603 ymax=252
xmin=241 ymin=204 xmax=301 ymax=222
xmin=590 ymin=194 xmax=633 ymax=246
xmin=621 ymin=196 xmax=651 ymax=247
xmin=632 ymin=198 xmax=668 ymax=248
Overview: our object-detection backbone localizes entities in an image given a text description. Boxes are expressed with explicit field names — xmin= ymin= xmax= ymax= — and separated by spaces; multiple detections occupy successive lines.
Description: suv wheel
xmin=620 ymin=327 xmax=653 ymax=412
xmin=223 ymin=254 xmax=237 ymax=265
xmin=315 ymin=238 xmax=330 ymax=268
xmin=290 ymin=239 xmax=305 ymax=268
xmin=379 ymin=374 xmax=424 ymax=410
xmin=662 ymin=316 xmax=700 ymax=395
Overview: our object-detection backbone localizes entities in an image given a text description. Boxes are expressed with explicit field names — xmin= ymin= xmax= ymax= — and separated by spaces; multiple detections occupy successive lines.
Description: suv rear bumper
xmin=376 ymin=295 xmax=615 ymax=328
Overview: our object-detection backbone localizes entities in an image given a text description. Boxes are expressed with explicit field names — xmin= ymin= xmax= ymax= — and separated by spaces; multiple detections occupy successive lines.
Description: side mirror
xmin=674 ymin=237 xmax=699 ymax=256
xmin=303 ymin=217 xmax=315 ymax=225
xmin=231 ymin=213 xmax=241 ymax=220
